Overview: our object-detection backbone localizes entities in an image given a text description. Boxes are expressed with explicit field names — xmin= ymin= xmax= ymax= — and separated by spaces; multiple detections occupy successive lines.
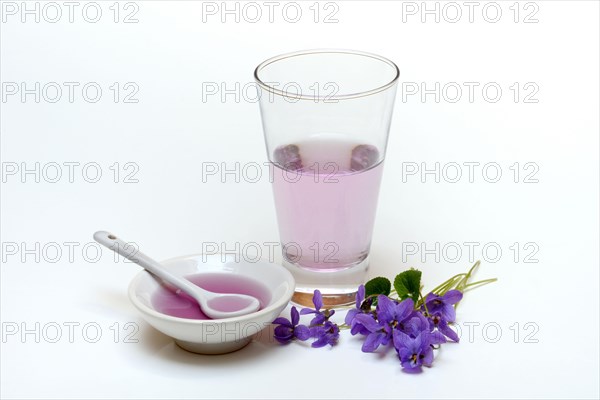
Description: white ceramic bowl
xmin=128 ymin=254 xmax=295 ymax=354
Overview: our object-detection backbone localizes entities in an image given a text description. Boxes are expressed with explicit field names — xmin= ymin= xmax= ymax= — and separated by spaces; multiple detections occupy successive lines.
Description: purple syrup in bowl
xmin=151 ymin=272 xmax=272 ymax=320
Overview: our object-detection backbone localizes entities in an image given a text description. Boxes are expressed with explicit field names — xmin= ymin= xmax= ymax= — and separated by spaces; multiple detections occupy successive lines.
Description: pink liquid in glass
xmin=151 ymin=273 xmax=271 ymax=320
xmin=272 ymin=138 xmax=384 ymax=271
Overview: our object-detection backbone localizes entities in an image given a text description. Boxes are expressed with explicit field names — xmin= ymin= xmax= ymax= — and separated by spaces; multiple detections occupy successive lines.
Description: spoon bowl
xmin=94 ymin=231 xmax=260 ymax=319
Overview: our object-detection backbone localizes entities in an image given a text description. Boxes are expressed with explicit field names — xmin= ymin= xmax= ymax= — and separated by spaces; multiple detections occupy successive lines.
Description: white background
xmin=1 ymin=1 xmax=599 ymax=398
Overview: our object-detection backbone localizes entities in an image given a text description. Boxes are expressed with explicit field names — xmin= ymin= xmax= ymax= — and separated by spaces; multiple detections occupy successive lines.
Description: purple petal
xmin=396 ymin=298 xmax=415 ymax=321
xmin=328 ymin=335 xmax=339 ymax=346
xmin=442 ymin=290 xmax=463 ymax=305
xmin=350 ymin=322 xmax=370 ymax=336
xmin=441 ymin=304 xmax=456 ymax=323
xmin=398 ymin=347 xmax=412 ymax=361
xmin=290 ymin=306 xmax=300 ymax=326
xmin=427 ymin=317 xmax=436 ymax=331
xmin=439 ymin=321 xmax=460 ymax=342
xmin=422 ymin=347 xmax=434 ymax=366
xmin=294 ymin=325 xmax=310 ymax=341
xmin=311 ymin=336 xmax=329 ymax=348
xmin=299 ymin=308 xmax=316 ymax=315
xmin=393 ymin=329 xmax=413 ymax=351
xmin=410 ymin=311 xmax=432 ymax=332
xmin=380 ymin=326 xmax=392 ymax=346
xmin=272 ymin=317 xmax=291 ymax=327
xmin=312 ymin=290 xmax=323 ymax=311
xmin=355 ymin=314 xmax=380 ymax=332
xmin=403 ymin=316 xmax=425 ymax=337
xmin=401 ymin=362 xmax=423 ymax=373
xmin=273 ymin=325 xmax=293 ymax=343
xmin=399 ymin=351 xmax=422 ymax=372
xmin=362 ymin=332 xmax=385 ymax=352
xmin=274 ymin=325 xmax=292 ymax=336
xmin=356 ymin=285 xmax=365 ymax=307
xmin=308 ymin=326 xmax=321 ymax=338
xmin=310 ymin=314 xmax=326 ymax=326
xmin=412 ymin=332 xmax=423 ymax=350
xmin=425 ymin=292 xmax=438 ymax=303
xmin=324 ymin=321 xmax=339 ymax=333
xmin=428 ymin=330 xmax=447 ymax=345
xmin=376 ymin=295 xmax=395 ymax=321
xmin=345 ymin=309 xmax=359 ymax=325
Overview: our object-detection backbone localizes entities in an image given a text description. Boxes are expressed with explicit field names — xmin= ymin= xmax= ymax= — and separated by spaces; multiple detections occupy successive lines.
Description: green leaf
xmin=394 ymin=269 xmax=422 ymax=302
xmin=364 ymin=277 xmax=391 ymax=299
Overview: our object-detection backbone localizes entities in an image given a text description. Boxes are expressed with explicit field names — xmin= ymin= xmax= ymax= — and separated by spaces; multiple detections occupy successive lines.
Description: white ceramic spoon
xmin=94 ymin=231 xmax=260 ymax=319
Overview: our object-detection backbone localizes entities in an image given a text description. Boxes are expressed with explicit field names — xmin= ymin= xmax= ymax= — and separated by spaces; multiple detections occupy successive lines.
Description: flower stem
xmin=419 ymin=291 xmax=430 ymax=314
xmin=456 ymin=261 xmax=481 ymax=292
xmin=423 ymin=261 xmax=495 ymax=311
xmin=462 ymin=278 xmax=498 ymax=291
xmin=434 ymin=275 xmax=465 ymax=295
xmin=430 ymin=274 xmax=466 ymax=295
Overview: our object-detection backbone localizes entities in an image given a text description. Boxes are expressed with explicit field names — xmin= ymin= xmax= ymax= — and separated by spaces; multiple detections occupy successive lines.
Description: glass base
xmin=284 ymin=257 xmax=369 ymax=307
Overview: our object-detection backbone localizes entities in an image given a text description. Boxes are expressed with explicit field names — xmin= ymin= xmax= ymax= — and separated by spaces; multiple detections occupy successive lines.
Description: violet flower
xmin=310 ymin=321 xmax=340 ymax=348
xmin=423 ymin=290 xmax=463 ymax=342
xmin=393 ymin=330 xmax=433 ymax=372
xmin=377 ymin=295 xmax=414 ymax=329
xmin=273 ymin=306 xmax=310 ymax=344
xmin=429 ymin=314 xmax=460 ymax=342
xmin=393 ymin=329 xmax=445 ymax=373
xmin=300 ymin=290 xmax=334 ymax=325
xmin=354 ymin=313 xmax=392 ymax=352
xmin=402 ymin=312 xmax=435 ymax=339
xmin=354 ymin=295 xmax=414 ymax=352
xmin=424 ymin=290 xmax=463 ymax=322
xmin=344 ymin=285 xmax=372 ymax=335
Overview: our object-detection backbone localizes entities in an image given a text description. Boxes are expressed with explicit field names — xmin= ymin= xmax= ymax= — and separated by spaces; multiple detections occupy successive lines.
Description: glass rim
xmin=253 ymin=49 xmax=400 ymax=101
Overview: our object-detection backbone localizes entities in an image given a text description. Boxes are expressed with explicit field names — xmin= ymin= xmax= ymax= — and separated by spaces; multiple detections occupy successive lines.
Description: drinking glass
xmin=254 ymin=49 xmax=399 ymax=306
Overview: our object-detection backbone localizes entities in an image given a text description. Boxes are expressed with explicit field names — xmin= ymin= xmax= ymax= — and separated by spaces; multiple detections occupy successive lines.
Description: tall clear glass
xmin=254 ymin=49 xmax=399 ymax=306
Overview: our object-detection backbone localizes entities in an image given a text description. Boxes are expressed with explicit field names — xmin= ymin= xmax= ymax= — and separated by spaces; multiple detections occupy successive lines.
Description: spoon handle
xmin=93 ymin=231 xmax=207 ymax=303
